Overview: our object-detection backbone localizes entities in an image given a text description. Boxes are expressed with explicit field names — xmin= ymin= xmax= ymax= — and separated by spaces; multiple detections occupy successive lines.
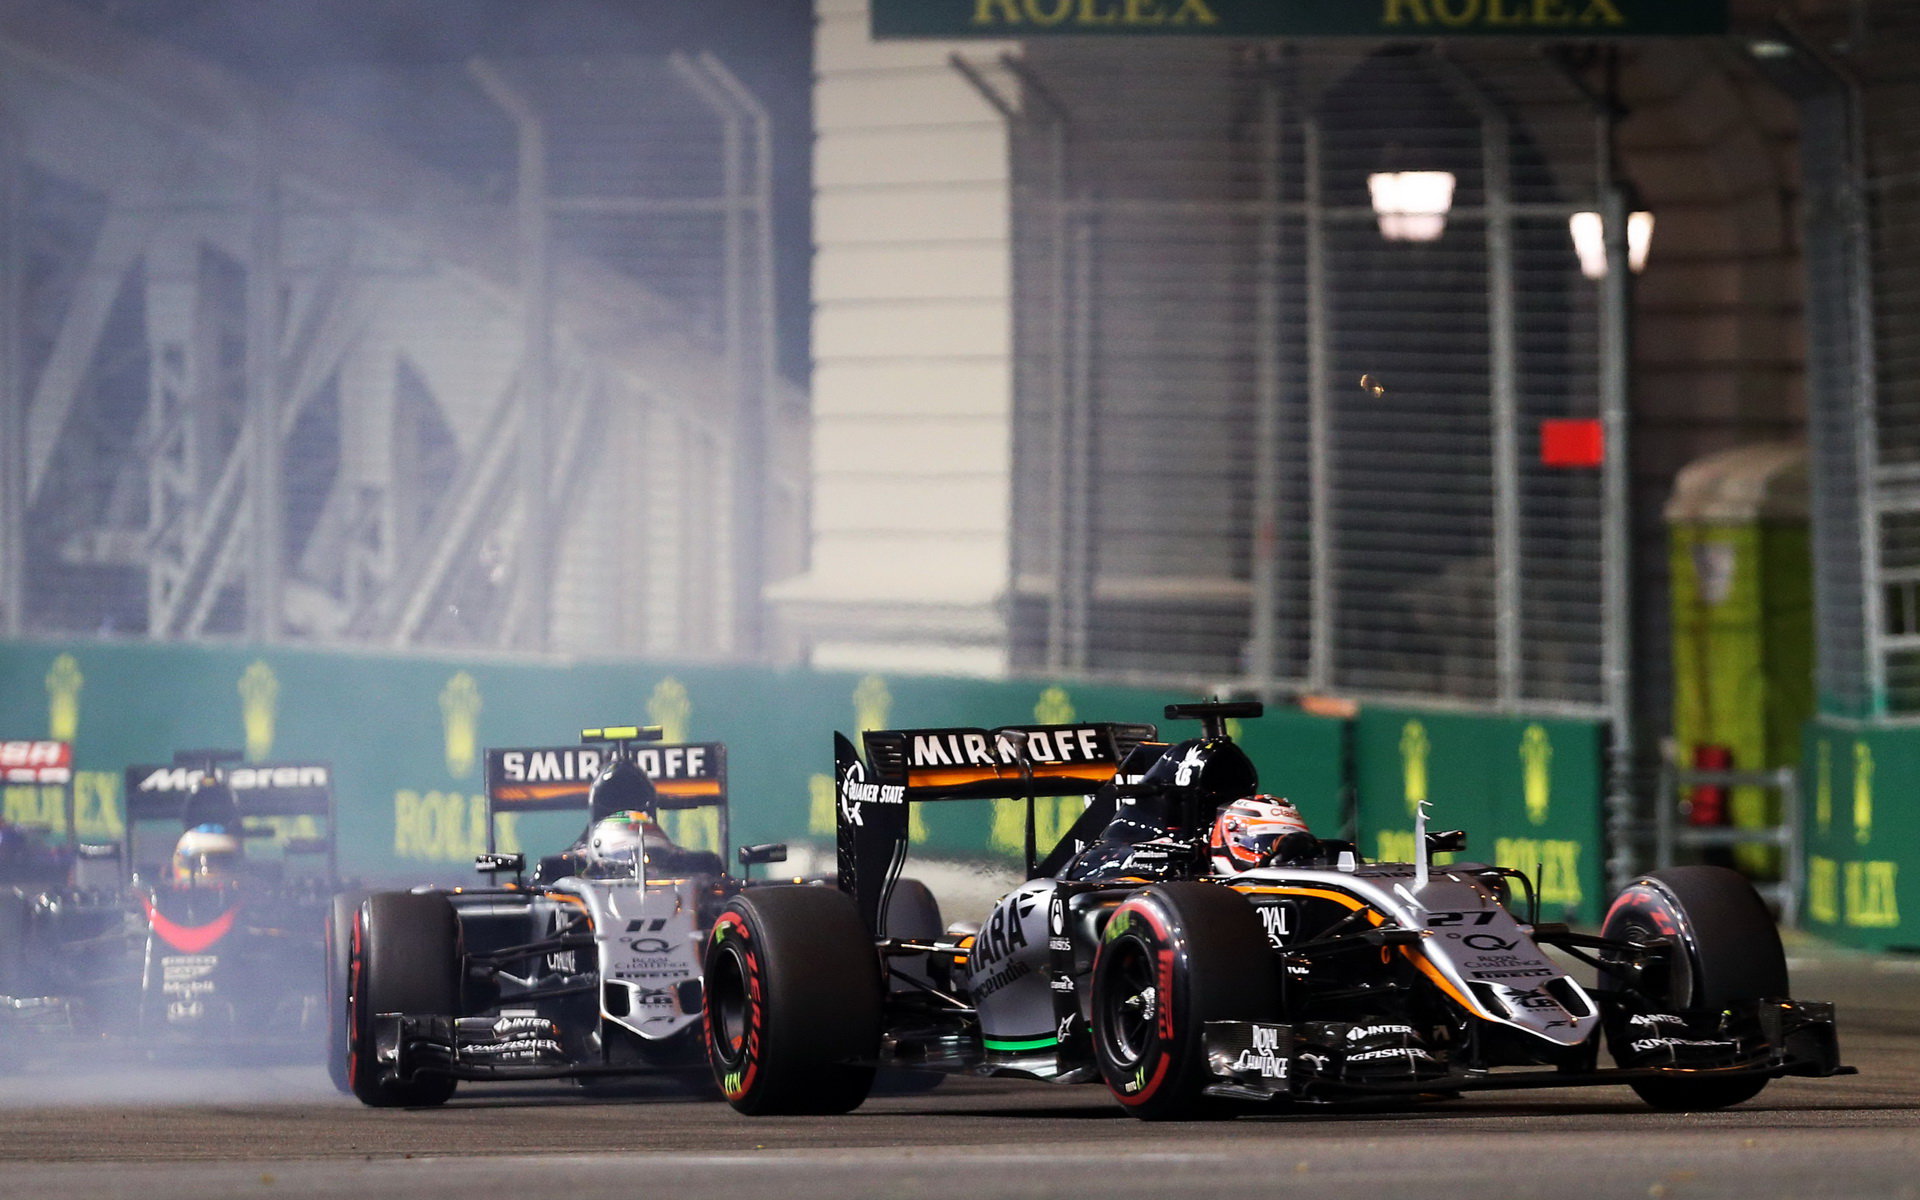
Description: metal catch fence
xmin=994 ymin=41 xmax=1618 ymax=717
xmin=0 ymin=22 xmax=797 ymax=659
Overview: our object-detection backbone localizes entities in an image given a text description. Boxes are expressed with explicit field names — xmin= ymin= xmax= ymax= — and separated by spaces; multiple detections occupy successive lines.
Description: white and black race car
xmin=701 ymin=701 xmax=1850 ymax=1118
xmin=331 ymin=725 xmax=823 ymax=1107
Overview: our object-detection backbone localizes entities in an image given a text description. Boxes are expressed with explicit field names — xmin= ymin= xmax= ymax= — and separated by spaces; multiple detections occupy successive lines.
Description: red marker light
xmin=1540 ymin=418 xmax=1604 ymax=468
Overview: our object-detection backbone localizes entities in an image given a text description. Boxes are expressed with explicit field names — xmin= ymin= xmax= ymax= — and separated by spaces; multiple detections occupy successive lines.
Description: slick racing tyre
xmin=345 ymin=891 xmax=461 ymax=1108
xmin=874 ymin=877 xmax=946 ymax=1095
xmin=880 ymin=876 xmax=943 ymax=996
xmin=1601 ymin=865 xmax=1788 ymax=1111
xmin=881 ymin=877 xmax=944 ymax=948
xmin=325 ymin=889 xmax=372 ymax=1094
xmin=1091 ymin=881 xmax=1278 ymax=1120
xmin=703 ymin=885 xmax=881 ymax=1115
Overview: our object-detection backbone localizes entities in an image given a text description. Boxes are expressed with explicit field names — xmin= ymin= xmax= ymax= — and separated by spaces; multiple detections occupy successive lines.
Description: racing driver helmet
xmin=172 ymin=823 xmax=243 ymax=885
xmin=584 ymin=809 xmax=674 ymax=875
xmin=1209 ymin=795 xmax=1311 ymax=873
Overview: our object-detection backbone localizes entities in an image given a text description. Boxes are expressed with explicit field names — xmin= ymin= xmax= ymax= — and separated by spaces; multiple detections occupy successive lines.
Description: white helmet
xmin=584 ymin=810 xmax=672 ymax=874
xmin=173 ymin=824 xmax=243 ymax=885
xmin=1209 ymin=795 xmax=1311 ymax=873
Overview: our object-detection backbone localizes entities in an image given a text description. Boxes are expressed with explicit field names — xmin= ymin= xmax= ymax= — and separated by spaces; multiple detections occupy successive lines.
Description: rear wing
xmin=481 ymin=726 xmax=728 ymax=854
xmin=122 ymin=751 xmax=336 ymax=881
xmin=834 ymin=722 xmax=1157 ymax=935
xmin=122 ymin=758 xmax=334 ymax=822
xmin=1 ymin=739 xmax=75 ymax=844
xmin=483 ymin=744 xmax=727 ymax=814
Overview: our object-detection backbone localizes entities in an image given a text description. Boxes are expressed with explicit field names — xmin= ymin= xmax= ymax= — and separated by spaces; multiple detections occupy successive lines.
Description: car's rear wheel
xmin=702 ymin=885 xmax=880 ymax=1115
xmin=875 ymin=875 xmax=948 ymax=1090
xmin=873 ymin=876 xmax=946 ymax=1094
xmin=345 ymin=891 xmax=460 ymax=1108
xmin=1602 ymin=865 xmax=1787 ymax=1111
xmin=1090 ymin=881 xmax=1278 ymax=1120
xmin=880 ymin=877 xmax=943 ymax=946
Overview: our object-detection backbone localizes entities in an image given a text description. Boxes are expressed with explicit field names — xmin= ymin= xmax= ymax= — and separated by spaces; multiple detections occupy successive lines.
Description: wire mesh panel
xmin=1861 ymin=43 xmax=1920 ymax=713
xmin=1006 ymin=41 xmax=1265 ymax=682
xmin=1316 ymin=49 xmax=1502 ymax=702
xmin=0 ymin=12 xmax=792 ymax=660
xmin=1004 ymin=42 xmax=1609 ymax=712
xmin=1800 ymin=78 xmax=1878 ymax=719
xmin=287 ymin=54 xmax=759 ymax=358
xmin=1787 ymin=2 xmax=1920 ymax=719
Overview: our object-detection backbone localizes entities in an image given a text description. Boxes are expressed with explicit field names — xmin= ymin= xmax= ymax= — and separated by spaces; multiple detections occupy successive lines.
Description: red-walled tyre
xmin=702 ymin=885 xmax=880 ymax=1115
xmin=1602 ymin=865 xmax=1787 ymax=1111
xmin=1090 ymin=881 xmax=1278 ymax=1120
xmin=324 ymin=889 xmax=371 ymax=1094
xmin=345 ymin=891 xmax=460 ymax=1108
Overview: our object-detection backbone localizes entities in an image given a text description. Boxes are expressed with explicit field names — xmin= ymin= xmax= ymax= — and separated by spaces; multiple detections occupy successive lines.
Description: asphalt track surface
xmin=2 ymin=945 xmax=1915 ymax=1200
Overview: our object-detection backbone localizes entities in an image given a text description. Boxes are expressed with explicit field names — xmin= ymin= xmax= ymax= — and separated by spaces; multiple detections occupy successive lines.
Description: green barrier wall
xmin=1802 ymin=718 xmax=1914 ymax=951
xmin=0 ymin=639 xmax=1347 ymax=886
xmin=1228 ymin=707 xmax=1349 ymax=837
xmin=1352 ymin=707 xmax=1607 ymax=924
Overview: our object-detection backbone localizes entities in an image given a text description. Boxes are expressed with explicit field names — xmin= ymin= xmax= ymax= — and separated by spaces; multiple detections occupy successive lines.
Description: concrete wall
xmin=772 ymin=0 xmax=1020 ymax=675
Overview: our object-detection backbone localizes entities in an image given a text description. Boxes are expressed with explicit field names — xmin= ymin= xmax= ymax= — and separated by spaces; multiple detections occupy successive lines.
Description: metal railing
xmin=1653 ymin=749 xmax=1803 ymax=928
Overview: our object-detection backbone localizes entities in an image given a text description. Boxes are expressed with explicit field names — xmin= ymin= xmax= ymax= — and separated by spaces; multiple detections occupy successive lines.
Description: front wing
xmin=1200 ymin=998 xmax=1850 ymax=1103
xmin=370 ymin=987 xmax=705 ymax=1083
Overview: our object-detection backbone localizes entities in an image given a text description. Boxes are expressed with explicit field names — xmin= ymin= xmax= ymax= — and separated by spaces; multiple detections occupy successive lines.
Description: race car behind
xmin=3 ymin=746 xmax=339 ymax=1054
xmin=122 ymin=750 xmax=339 ymax=1042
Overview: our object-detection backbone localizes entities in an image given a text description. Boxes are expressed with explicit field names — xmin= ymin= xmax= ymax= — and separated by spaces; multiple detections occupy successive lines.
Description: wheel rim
xmin=707 ymin=944 xmax=752 ymax=1068
xmin=1610 ymin=896 xmax=1696 ymax=1008
xmin=1098 ymin=936 xmax=1160 ymax=1069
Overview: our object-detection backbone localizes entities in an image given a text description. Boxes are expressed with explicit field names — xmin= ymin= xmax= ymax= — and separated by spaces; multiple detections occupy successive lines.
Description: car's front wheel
xmin=345 ymin=891 xmax=460 ymax=1108
xmin=324 ymin=889 xmax=371 ymax=1094
xmin=1601 ymin=865 xmax=1787 ymax=1111
xmin=703 ymin=885 xmax=880 ymax=1115
xmin=1090 ymin=881 xmax=1278 ymax=1120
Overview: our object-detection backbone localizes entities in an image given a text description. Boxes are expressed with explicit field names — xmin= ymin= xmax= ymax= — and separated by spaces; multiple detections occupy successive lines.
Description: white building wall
xmin=770 ymin=0 xmax=1019 ymax=676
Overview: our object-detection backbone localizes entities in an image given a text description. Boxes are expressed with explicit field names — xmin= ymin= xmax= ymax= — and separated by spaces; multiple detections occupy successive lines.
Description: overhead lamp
xmin=1569 ymin=209 xmax=1654 ymax=280
xmin=1367 ymin=171 xmax=1456 ymax=243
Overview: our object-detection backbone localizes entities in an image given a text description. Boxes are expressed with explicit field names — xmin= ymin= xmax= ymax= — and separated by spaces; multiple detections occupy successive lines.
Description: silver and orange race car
xmin=330 ymin=725 xmax=862 ymax=1106
xmin=701 ymin=701 xmax=1849 ymax=1118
